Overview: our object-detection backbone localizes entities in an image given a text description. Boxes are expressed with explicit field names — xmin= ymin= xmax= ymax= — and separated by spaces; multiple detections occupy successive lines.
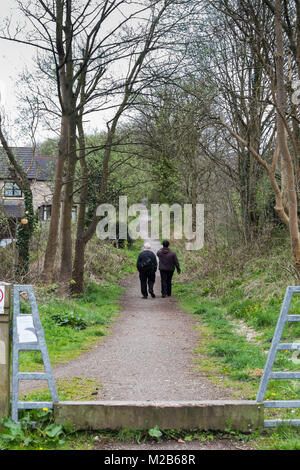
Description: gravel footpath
xmin=36 ymin=271 xmax=233 ymax=402
xmin=21 ymin=239 xmax=233 ymax=402
xmin=20 ymin=235 xmax=256 ymax=450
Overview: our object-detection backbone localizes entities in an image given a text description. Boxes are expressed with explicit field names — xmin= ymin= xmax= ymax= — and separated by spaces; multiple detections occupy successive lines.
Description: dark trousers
xmin=139 ymin=270 xmax=156 ymax=297
xmin=160 ymin=269 xmax=174 ymax=296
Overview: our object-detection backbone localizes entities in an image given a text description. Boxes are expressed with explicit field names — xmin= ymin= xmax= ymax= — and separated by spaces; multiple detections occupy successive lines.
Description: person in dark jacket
xmin=157 ymin=240 xmax=181 ymax=298
xmin=136 ymin=242 xmax=157 ymax=299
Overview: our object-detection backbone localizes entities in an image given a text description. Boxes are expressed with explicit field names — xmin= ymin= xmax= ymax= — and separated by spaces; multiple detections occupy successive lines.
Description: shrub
xmin=50 ymin=311 xmax=87 ymax=330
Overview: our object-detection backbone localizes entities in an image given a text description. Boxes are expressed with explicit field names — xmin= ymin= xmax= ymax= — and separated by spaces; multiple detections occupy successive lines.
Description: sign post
xmin=0 ymin=283 xmax=11 ymax=421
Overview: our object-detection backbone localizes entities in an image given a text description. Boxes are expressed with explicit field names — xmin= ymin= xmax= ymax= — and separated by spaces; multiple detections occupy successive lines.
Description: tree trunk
xmin=57 ymin=0 xmax=77 ymax=288
xmin=42 ymin=0 xmax=72 ymax=283
xmin=42 ymin=114 xmax=68 ymax=282
xmin=275 ymin=0 xmax=300 ymax=276
xmin=59 ymin=115 xmax=77 ymax=286
xmin=71 ymin=236 xmax=86 ymax=294
xmin=71 ymin=115 xmax=88 ymax=294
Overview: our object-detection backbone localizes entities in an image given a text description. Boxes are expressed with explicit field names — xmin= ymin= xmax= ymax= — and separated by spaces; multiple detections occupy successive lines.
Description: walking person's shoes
xmin=162 ymin=294 xmax=166 ymax=298
xmin=142 ymin=296 xmax=148 ymax=299
xmin=150 ymin=292 xmax=155 ymax=298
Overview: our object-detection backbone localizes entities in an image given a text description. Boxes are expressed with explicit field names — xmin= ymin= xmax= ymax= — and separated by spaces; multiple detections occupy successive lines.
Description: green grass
xmin=172 ymin=234 xmax=300 ymax=449
xmin=17 ymin=281 xmax=124 ymax=372
xmin=17 ymin=241 xmax=142 ymax=373
xmin=174 ymin=280 xmax=300 ymax=416
xmin=3 ymin=408 xmax=300 ymax=451
xmin=257 ymin=424 xmax=300 ymax=450
xmin=4 ymin=234 xmax=300 ymax=450
xmin=77 ymin=236 xmax=143 ymax=285
xmin=20 ymin=377 xmax=102 ymax=403
xmin=0 ymin=417 xmax=249 ymax=450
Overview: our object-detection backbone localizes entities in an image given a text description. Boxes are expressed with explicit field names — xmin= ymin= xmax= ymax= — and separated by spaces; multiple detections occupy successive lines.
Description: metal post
xmin=256 ymin=286 xmax=300 ymax=427
xmin=0 ymin=283 xmax=11 ymax=421
xmin=11 ymin=285 xmax=58 ymax=423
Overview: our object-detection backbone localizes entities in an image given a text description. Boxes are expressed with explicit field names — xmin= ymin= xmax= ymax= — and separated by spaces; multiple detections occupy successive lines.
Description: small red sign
xmin=0 ymin=286 xmax=4 ymax=313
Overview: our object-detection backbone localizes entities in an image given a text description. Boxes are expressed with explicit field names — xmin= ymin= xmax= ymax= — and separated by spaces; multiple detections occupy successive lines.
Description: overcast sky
xmin=0 ymin=1 xmax=41 ymax=143
xmin=0 ymin=1 xmax=170 ymax=146
xmin=0 ymin=1 xmax=120 ymax=145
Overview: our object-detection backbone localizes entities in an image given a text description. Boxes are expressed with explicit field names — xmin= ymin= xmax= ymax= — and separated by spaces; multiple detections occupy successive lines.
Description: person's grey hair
xmin=144 ymin=242 xmax=151 ymax=249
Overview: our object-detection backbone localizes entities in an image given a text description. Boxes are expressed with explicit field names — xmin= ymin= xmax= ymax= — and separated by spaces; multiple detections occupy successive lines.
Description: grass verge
xmin=13 ymin=241 xmax=142 ymax=398
xmin=172 ymin=233 xmax=300 ymax=449
xmin=18 ymin=280 xmax=124 ymax=372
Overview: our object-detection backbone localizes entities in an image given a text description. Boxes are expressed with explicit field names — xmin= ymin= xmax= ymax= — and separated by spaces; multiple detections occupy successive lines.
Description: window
xmin=4 ymin=182 xmax=22 ymax=198
xmin=40 ymin=205 xmax=52 ymax=221
xmin=72 ymin=205 xmax=77 ymax=220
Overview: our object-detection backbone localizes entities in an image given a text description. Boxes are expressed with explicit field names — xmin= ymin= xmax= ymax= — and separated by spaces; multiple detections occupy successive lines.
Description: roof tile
xmin=0 ymin=148 xmax=55 ymax=181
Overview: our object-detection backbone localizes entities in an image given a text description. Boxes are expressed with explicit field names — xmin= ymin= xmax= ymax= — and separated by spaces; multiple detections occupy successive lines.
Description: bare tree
xmin=71 ymin=0 xmax=194 ymax=292
xmin=0 ymin=0 xmax=195 ymax=291
xmin=212 ymin=0 xmax=300 ymax=275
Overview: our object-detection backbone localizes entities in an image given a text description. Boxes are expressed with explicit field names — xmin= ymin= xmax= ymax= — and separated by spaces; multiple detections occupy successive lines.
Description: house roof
xmin=0 ymin=148 xmax=55 ymax=181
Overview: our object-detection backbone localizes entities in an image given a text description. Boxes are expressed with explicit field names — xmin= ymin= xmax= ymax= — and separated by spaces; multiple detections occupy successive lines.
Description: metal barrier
xmin=3 ymin=282 xmax=300 ymax=427
xmin=257 ymin=286 xmax=300 ymax=427
xmin=11 ymin=285 xmax=58 ymax=423
xmin=0 ymin=283 xmax=11 ymax=421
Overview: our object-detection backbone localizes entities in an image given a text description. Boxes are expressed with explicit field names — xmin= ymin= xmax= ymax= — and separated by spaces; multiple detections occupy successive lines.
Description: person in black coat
xmin=136 ymin=242 xmax=157 ymax=299
xmin=157 ymin=240 xmax=181 ymax=297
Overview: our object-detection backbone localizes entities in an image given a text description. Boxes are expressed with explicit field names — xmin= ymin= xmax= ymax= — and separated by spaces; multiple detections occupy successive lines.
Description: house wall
xmin=0 ymin=179 xmax=53 ymax=212
xmin=30 ymin=181 xmax=53 ymax=211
